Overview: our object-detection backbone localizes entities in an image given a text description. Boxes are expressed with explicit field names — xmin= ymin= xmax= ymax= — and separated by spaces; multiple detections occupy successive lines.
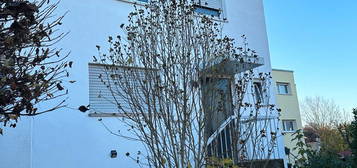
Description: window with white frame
xmin=282 ymin=120 xmax=297 ymax=132
xmin=193 ymin=0 xmax=224 ymax=18
xmin=253 ymin=81 xmax=264 ymax=103
xmin=277 ymin=82 xmax=290 ymax=95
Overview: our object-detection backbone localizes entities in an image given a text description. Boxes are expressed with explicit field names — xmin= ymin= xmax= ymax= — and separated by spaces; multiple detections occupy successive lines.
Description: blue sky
xmin=263 ymin=0 xmax=357 ymax=111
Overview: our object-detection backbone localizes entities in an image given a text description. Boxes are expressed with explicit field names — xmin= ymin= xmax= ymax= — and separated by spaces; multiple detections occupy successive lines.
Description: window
xmin=253 ymin=82 xmax=264 ymax=103
xmin=282 ymin=120 xmax=297 ymax=132
xmin=194 ymin=0 xmax=224 ymax=18
xmin=203 ymin=78 xmax=233 ymax=138
xmin=277 ymin=82 xmax=290 ymax=95
xmin=88 ymin=63 xmax=158 ymax=116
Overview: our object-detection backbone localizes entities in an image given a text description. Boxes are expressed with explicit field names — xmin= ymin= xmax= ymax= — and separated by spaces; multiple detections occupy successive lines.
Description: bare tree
xmin=301 ymin=96 xmax=350 ymax=128
xmin=0 ymin=0 xmax=71 ymax=131
xmin=301 ymin=96 xmax=353 ymax=154
xmin=93 ymin=0 xmax=282 ymax=167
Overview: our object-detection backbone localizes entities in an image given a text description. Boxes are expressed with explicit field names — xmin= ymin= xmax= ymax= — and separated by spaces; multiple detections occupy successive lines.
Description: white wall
xmin=0 ymin=0 xmax=285 ymax=167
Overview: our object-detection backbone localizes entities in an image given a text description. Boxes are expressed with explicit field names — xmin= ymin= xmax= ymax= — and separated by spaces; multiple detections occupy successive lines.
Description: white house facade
xmin=0 ymin=0 xmax=286 ymax=167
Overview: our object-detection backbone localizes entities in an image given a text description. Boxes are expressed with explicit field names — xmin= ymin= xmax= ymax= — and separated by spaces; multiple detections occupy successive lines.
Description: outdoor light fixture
xmin=110 ymin=150 xmax=117 ymax=158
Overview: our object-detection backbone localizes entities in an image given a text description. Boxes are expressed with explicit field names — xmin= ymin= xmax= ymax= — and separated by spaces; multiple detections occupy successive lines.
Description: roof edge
xmin=272 ymin=68 xmax=294 ymax=73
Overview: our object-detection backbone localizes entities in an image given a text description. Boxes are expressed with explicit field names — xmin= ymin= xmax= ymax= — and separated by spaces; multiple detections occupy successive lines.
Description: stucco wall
xmin=0 ymin=0 xmax=285 ymax=167
xmin=272 ymin=69 xmax=303 ymax=165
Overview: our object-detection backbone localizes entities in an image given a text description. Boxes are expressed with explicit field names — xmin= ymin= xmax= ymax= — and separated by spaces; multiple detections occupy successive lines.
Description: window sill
xmin=277 ymin=93 xmax=292 ymax=96
xmin=88 ymin=112 xmax=133 ymax=117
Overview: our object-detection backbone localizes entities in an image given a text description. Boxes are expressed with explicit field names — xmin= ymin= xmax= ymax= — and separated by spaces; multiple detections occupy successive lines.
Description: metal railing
xmin=206 ymin=115 xmax=282 ymax=164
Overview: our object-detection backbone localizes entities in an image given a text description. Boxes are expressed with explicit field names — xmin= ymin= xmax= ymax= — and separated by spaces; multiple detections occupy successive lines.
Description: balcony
xmin=206 ymin=116 xmax=283 ymax=167
xmin=201 ymin=56 xmax=264 ymax=76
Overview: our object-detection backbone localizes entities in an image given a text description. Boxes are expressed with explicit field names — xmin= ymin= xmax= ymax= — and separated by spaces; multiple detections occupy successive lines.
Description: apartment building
xmin=0 ymin=1 xmax=286 ymax=167
xmin=272 ymin=69 xmax=303 ymax=166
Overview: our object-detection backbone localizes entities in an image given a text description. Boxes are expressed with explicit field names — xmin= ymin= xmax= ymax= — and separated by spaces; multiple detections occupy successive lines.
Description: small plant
xmin=291 ymin=129 xmax=314 ymax=168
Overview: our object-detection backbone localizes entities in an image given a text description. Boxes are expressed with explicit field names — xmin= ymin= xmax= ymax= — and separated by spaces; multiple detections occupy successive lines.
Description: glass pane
xmin=282 ymin=121 xmax=287 ymax=131
xmin=278 ymin=83 xmax=289 ymax=94
xmin=203 ymin=78 xmax=232 ymax=138
xmin=194 ymin=6 xmax=220 ymax=17
xmin=221 ymin=131 xmax=227 ymax=158
xmin=288 ymin=121 xmax=293 ymax=131
xmin=217 ymin=135 xmax=222 ymax=158
xmin=225 ymin=125 xmax=232 ymax=158
xmin=283 ymin=120 xmax=296 ymax=131
xmin=283 ymin=85 xmax=289 ymax=94
xmin=277 ymin=85 xmax=282 ymax=94
xmin=254 ymin=82 xmax=263 ymax=102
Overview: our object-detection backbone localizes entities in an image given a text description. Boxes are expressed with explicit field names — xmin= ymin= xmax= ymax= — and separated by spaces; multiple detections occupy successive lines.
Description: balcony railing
xmin=206 ymin=115 xmax=282 ymax=165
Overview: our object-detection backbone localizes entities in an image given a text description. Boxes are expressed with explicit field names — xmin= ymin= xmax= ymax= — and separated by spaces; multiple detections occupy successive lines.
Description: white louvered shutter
xmin=89 ymin=64 xmax=158 ymax=114
xmin=89 ymin=64 xmax=119 ymax=113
